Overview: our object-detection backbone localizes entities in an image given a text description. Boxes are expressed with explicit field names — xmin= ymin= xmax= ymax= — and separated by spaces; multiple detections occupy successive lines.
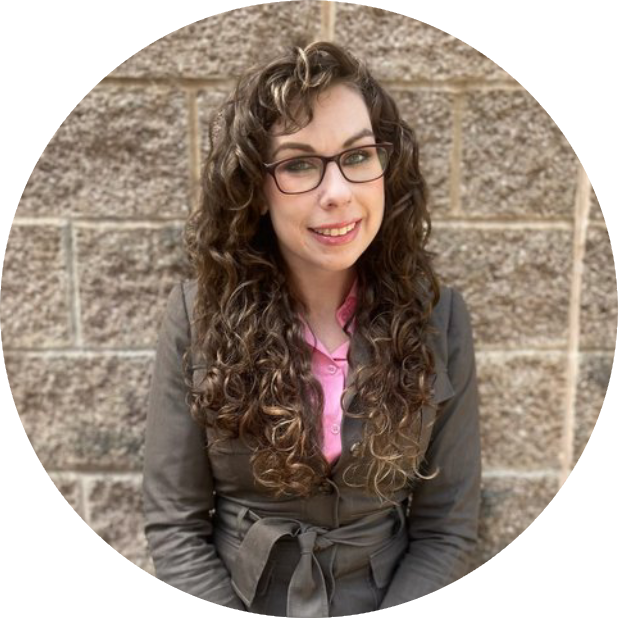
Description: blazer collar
xmin=343 ymin=329 xmax=448 ymax=404
xmin=331 ymin=330 xmax=454 ymax=477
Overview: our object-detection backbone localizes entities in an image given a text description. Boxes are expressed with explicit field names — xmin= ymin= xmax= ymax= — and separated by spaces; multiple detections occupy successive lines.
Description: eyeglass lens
xmin=274 ymin=145 xmax=389 ymax=194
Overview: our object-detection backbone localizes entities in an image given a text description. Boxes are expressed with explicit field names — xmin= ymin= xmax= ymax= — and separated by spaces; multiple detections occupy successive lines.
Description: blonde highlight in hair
xmin=185 ymin=42 xmax=440 ymax=499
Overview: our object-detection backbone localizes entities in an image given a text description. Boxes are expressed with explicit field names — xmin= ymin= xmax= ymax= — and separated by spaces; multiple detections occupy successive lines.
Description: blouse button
xmin=331 ymin=423 xmax=340 ymax=435
xmin=327 ymin=364 xmax=337 ymax=375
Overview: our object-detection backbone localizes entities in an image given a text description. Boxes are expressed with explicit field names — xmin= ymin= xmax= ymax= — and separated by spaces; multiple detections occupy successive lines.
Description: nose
xmin=317 ymin=160 xmax=353 ymax=207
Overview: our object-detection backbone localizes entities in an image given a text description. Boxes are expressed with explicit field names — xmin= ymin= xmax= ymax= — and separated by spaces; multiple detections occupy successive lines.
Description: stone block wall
xmin=1 ymin=1 xmax=616 ymax=584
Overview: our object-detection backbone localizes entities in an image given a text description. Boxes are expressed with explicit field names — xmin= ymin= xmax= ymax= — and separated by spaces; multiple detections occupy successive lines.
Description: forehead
xmin=269 ymin=84 xmax=373 ymax=152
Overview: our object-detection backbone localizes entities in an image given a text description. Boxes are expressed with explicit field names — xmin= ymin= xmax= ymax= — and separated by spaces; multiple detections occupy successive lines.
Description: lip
xmin=308 ymin=219 xmax=362 ymax=246
xmin=309 ymin=218 xmax=361 ymax=231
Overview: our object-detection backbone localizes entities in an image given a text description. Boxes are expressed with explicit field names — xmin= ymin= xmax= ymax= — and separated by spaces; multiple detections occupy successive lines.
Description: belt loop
xmin=394 ymin=504 xmax=405 ymax=534
xmin=236 ymin=506 xmax=249 ymax=538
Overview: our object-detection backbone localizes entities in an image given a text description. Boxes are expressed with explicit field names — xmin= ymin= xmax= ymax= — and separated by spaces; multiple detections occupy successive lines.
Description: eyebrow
xmin=270 ymin=128 xmax=376 ymax=160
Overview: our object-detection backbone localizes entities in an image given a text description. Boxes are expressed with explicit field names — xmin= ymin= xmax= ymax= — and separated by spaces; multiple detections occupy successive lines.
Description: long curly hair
xmin=185 ymin=41 xmax=440 ymax=500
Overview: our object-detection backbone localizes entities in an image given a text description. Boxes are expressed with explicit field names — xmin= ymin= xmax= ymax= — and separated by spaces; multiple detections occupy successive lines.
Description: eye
xmin=279 ymin=158 xmax=320 ymax=174
xmin=342 ymin=148 xmax=373 ymax=166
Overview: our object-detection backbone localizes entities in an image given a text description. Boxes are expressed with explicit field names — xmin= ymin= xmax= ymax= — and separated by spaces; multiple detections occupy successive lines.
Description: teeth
xmin=313 ymin=222 xmax=357 ymax=237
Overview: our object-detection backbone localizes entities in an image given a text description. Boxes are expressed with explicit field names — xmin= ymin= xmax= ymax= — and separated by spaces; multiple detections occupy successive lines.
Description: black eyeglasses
xmin=263 ymin=143 xmax=393 ymax=195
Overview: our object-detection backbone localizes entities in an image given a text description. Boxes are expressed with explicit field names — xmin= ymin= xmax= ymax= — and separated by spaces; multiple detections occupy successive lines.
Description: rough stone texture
xmin=335 ymin=4 xmax=510 ymax=82
xmin=0 ymin=224 xmax=71 ymax=348
xmin=431 ymin=227 xmax=573 ymax=347
xmin=18 ymin=85 xmax=190 ymax=219
xmin=49 ymin=473 xmax=87 ymax=521
xmin=390 ymin=89 xmax=455 ymax=214
xmin=111 ymin=1 xmax=322 ymax=79
xmin=75 ymin=225 xmax=191 ymax=348
xmin=86 ymin=476 xmax=153 ymax=573
xmin=476 ymin=353 xmax=567 ymax=470
xmin=5 ymin=353 xmax=153 ymax=471
xmin=474 ymin=474 xmax=559 ymax=567
xmin=573 ymin=351 xmax=614 ymax=467
xmin=579 ymin=225 xmax=618 ymax=350
xmin=589 ymin=187 xmax=604 ymax=221
xmin=461 ymin=90 xmax=580 ymax=219
xmin=1 ymin=2 xmax=594 ymax=578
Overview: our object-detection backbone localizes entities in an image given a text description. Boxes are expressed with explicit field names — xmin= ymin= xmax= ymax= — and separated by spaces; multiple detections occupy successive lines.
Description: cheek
xmin=365 ymin=193 xmax=385 ymax=242
xmin=369 ymin=185 xmax=386 ymax=224
xmin=373 ymin=209 xmax=385 ymax=238
xmin=272 ymin=214 xmax=306 ymax=246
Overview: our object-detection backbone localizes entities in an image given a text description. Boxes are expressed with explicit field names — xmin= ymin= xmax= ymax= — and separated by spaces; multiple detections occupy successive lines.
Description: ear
xmin=260 ymin=203 xmax=269 ymax=216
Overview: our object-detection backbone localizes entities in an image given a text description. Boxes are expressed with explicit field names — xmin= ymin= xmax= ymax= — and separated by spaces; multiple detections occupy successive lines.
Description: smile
xmin=310 ymin=221 xmax=359 ymax=237
xmin=308 ymin=220 xmax=362 ymax=246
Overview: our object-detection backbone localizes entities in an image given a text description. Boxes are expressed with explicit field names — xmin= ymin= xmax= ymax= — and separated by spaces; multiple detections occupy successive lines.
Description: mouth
xmin=308 ymin=219 xmax=362 ymax=246
xmin=309 ymin=220 xmax=360 ymax=237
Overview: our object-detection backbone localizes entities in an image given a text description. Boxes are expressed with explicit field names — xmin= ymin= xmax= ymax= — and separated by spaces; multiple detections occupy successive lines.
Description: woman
xmin=143 ymin=41 xmax=481 ymax=616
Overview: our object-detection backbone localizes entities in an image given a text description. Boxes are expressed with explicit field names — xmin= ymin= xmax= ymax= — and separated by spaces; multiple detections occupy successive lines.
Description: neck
xmin=289 ymin=268 xmax=356 ymax=318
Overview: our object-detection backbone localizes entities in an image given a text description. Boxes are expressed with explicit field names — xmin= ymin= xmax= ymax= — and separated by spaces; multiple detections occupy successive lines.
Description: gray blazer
xmin=143 ymin=281 xmax=481 ymax=617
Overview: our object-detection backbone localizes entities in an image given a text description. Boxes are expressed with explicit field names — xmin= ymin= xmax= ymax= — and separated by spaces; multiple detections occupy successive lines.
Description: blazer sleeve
xmin=380 ymin=288 xmax=482 ymax=608
xmin=143 ymin=283 xmax=246 ymax=609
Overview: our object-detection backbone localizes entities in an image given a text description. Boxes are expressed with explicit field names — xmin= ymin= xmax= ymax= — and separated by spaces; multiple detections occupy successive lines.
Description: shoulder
xmin=163 ymin=279 xmax=197 ymax=322
xmin=180 ymin=278 xmax=198 ymax=316
xmin=428 ymin=285 xmax=474 ymax=370
xmin=430 ymin=286 xmax=471 ymax=330
xmin=155 ymin=280 xmax=200 ymax=368
xmin=161 ymin=280 xmax=196 ymax=322
xmin=157 ymin=279 xmax=198 ymax=348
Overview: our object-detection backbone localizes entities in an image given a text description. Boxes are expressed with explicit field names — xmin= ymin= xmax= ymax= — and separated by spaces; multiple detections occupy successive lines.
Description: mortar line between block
xmin=449 ymin=92 xmax=464 ymax=216
xmin=320 ymin=1 xmax=336 ymax=41
xmin=565 ymin=166 xmax=593 ymax=470
xmin=67 ymin=223 xmax=83 ymax=347
xmin=187 ymin=89 xmax=201 ymax=214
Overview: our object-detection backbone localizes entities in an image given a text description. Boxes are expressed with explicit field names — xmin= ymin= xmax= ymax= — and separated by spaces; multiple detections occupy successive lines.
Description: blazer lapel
xmin=331 ymin=331 xmax=455 ymax=478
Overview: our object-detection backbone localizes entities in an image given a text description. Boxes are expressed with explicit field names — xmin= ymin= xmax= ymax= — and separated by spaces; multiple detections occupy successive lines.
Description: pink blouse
xmin=302 ymin=281 xmax=358 ymax=463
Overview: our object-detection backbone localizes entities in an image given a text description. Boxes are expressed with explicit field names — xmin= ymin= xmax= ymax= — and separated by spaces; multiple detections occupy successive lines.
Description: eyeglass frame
xmin=263 ymin=142 xmax=394 ymax=195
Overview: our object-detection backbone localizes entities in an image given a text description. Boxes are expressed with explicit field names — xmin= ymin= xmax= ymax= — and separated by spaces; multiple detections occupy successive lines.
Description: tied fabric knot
xmin=230 ymin=517 xmax=332 ymax=616
xmin=225 ymin=502 xmax=404 ymax=618
xmin=298 ymin=530 xmax=317 ymax=555
xmin=287 ymin=530 xmax=329 ymax=618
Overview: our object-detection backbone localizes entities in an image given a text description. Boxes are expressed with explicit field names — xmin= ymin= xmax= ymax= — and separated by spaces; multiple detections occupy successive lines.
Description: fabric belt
xmin=216 ymin=497 xmax=404 ymax=618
